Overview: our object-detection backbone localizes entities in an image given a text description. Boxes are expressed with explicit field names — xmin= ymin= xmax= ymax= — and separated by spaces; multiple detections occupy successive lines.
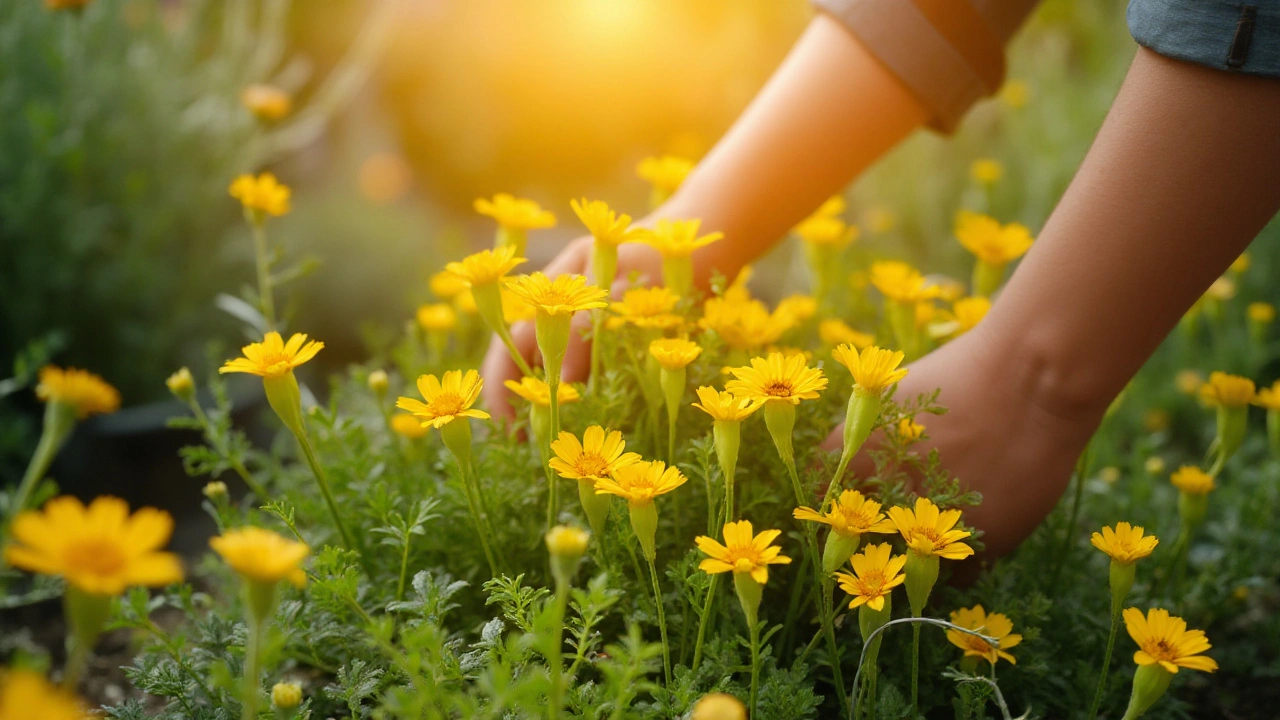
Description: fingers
xmin=481 ymin=321 xmax=539 ymax=423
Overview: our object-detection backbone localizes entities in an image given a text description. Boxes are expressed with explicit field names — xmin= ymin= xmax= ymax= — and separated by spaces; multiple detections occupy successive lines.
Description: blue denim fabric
xmin=1129 ymin=0 xmax=1280 ymax=76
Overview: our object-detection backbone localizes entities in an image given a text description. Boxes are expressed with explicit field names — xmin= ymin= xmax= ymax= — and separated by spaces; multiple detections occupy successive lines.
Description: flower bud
xmin=272 ymin=681 xmax=302 ymax=714
xmin=1121 ymin=663 xmax=1173 ymax=720
xmin=1143 ymin=456 xmax=1165 ymax=476
xmin=628 ymin=502 xmax=659 ymax=563
xmin=577 ymin=480 xmax=612 ymax=539
xmin=1109 ymin=560 xmax=1136 ymax=615
xmin=545 ymin=525 xmax=589 ymax=587
xmin=203 ymin=481 xmax=229 ymax=501
xmin=732 ymin=569 xmax=763 ymax=628
xmin=691 ymin=692 xmax=747 ymax=720
xmin=659 ymin=366 xmax=687 ymax=424
xmin=761 ymin=400 xmax=797 ymax=469
xmin=263 ymin=372 xmax=305 ymax=438
xmin=166 ymin=367 xmax=195 ymax=401
xmin=858 ymin=593 xmax=892 ymax=663
xmin=1215 ymin=405 xmax=1248 ymax=469
xmin=712 ymin=419 xmax=741 ymax=494
xmin=367 ymin=370 xmax=389 ymax=398
xmin=903 ymin=551 xmax=940 ymax=617
xmin=821 ymin=530 xmax=860 ymax=576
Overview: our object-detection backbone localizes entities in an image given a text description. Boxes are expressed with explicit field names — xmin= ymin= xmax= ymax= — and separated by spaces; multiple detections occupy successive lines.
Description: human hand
xmin=823 ymin=324 xmax=1105 ymax=558
xmin=480 ymin=236 xmax=663 ymax=421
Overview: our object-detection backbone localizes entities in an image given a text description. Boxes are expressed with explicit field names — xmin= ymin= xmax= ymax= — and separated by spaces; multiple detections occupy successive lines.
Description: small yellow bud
xmin=271 ymin=681 xmax=302 ymax=709
xmin=1142 ymin=410 xmax=1170 ymax=433
xmin=691 ymin=692 xmax=747 ymax=720
xmin=367 ymin=369 xmax=389 ymax=397
xmin=1099 ymin=466 xmax=1121 ymax=484
xmin=203 ymin=481 xmax=228 ymax=500
xmin=1174 ymin=370 xmax=1203 ymax=396
xmin=1249 ymin=302 xmax=1276 ymax=324
xmin=545 ymin=525 xmax=590 ymax=586
xmin=166 ymin=367 xmax=195 ymax=401
xmin=1143 ymin=456 xmax=1165 ymax=476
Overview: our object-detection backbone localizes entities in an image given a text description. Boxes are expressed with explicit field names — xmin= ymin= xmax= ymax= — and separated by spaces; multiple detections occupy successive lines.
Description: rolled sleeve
xmin=1128 ymin=0 xmax=1280 ymax=77
xmin=813 ymin=0 xmax=1039 ymax=132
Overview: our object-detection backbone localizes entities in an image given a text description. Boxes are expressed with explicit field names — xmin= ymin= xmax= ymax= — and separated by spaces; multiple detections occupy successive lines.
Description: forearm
xmin=648 ymin=14 xmax=930 ymax=286
xmin=990 ymin=48 xmax=1280 ymax=422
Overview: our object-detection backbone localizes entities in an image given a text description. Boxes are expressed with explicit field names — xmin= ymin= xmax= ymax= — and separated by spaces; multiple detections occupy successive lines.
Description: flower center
xmin=763 ymin=380 xmax=794 ymax=397
xmin=855 ymin=571 xmax=886 ymax=596
xmin=734 ymin=557 xmax=755 ymax=573
xmin=1145 ymin=639 xmax=1179 ymax=662
xmin=64 ymin=538 xmax=127 ymax=578
xmin=575 ymin=454 xmax=610 ymax=478
xmin=428 ymin=393 xmax=466 ymax=418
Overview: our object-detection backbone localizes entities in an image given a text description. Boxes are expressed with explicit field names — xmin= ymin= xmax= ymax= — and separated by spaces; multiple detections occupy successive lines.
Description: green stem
xmin=547 ymin=369 xmax=563 ymax=527
xmin=396 ymin=534 xmax=411 ymax=603
xmin=1049 ymin=445 xmax=1092 ymax=592
xmin=1087 ymin=604 xmax=1122 ymax=720
xmin=494 ymin=322 xmax=537 ymax=379
xmin=7 ymin=401 xmax=75 ymax=536
xmin=294 ymin=431 xmax=359 ymax=559
xmin=910 ymin=622 xmax=921 ymax=714
xmin=691 ymin=574 xmax=719 ymax=671
xmin=242 ymin=615 xmax=263 ymax=720
xmin=548 ymin=580 xmax=569 ymax=720
xmin=749 ymin=620 xmax=761 ymax=718
xmin=458 ymin=459 xmax=500 ymax=577
xmin=250 ymin=220 xmax=277 ymax=332
xmin=821 ymin=578 xmax=851 ymax=718
xmin=61 ymin=642 xmax=88 ymax=693
xmin=189 ymin=399 xmax=268 ymax=500
xmin=647 ymin=557 xmax=673 ymax=688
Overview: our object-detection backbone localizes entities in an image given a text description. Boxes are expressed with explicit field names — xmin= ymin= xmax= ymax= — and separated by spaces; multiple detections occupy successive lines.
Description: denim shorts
xmin=1129 ymin=0 xmax=1280 ymax=77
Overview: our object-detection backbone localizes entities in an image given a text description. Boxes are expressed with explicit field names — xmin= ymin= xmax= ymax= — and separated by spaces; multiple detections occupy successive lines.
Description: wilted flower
xmin=946 ymin=605 xmax=1022 ymax=666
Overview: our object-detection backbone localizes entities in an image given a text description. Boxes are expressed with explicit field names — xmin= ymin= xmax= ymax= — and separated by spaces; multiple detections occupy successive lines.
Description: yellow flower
xmin=219 ymin=332 xmax=323 ymax=379
xmin=969 ymin=159 xmax=1004 ymax=184
xmin=695 ymin=519 xmax=792 ymax=585
xmin=1248 ymin=301 xmax=1276 ymax=324
xmin=1204 ymin=276 xmax=1235 ymax=302
xmin=700 ymin=298 xmax=791 ymax=350
xmin=430 ymin=269 xmax=469 ymax=299
xmin=725 ymin=352 xmax=827 ymax=405
xmin=608 ymin=286 xmax=683 ymax=330
xmin=870 ymin=261 xmax=942 ymax=304
xmin=1174 ymin=369 xmax=1204 ymax=396
xmin=636 ymin=155 xmax=694 ymax=195
xmin=0 ymin=669 xmax=89 ymax=720
xmin=1090 ymin=522 xmax=1158 ymax=564
xmin=810 ymin=195 xmax=846 ymax=219
xmin=416 ymin=303 xmax=457 ymax=332
xmin=833 ymin=542 xmax=906 ymax=611
xmin=593 ymin=459 xmax=687 ymax=507
xmin=210 ymin=527 xmax=309 ymax=589
xmin=897 ymin=417 xmax=925 ymax=442
xmin=954 ymin=211 xmax=1034 ymax=265
xmin=646 ymin=218 xmax=723 ymax=258
xmin=396 ymin=370 xmax=489 ymax=429
xmin=240 ymin=83 xmax=291 ymax=121
xmin=1144 ymin=456 xmax=1166 ymax=475
xmin=5 ymin=496 xmax=183 ymax=596
xmin=946 ymin=605 xmax=1023 ymax=666
xmin=1254 ymin=380 xmax=1280 ymax=410
xmin=691 ymin=692 xmax=747 ymax=720
xmin=504 ymin=376 xmax=581 ymax=408
xmin=887 ymin=497 xmax=974 ymax=560
xmin=1231 ymin=252 xmax=1251 ymax=274
xmin=454 ymin=289 xmax=478 ymax=314
xmin=36 ymin=366 xmax=120 ymax=418
xmin=505 ymin=272 xmax=609 ymax=316
xmin=649 ymin=338 xmax=702 ymax=370
xmin=832 ymin=344 xmax=908 ymax=396
xmin=793 ymin=216 xmax=858 ymax=248
xmin=1099 ymin=466 xmax=1122 ymax=484
xmin=691 ymin=386 xmax=762 ymax=422
xmin=774 ymin=294 xmax=818 ymax=324
xmin=229 ymin=172 xmax=291 ymax=217
xmin=1123 ymin=608 xmax=1217 ymax=674
xmin=387 ymin=413 xmax=426 ymax=439
xmin=1198 ymin=371 xmax=1255 ymax=407
xmin=951 ymin=297 xmax=991 ymax=336
xmin=1170 ymin=466 xmax=1215 ymax=495
xmin=473 ymin=193 xmax=556 ymax=230
xmin=793 ymin=489 xmax=895 ymax=539
xmin=549 ymin=426 xmax=640 ymax=481
xmin=1000 ymin=79 xmax=1029 ymax=108
xmin=818 ymin=319 xmax=875 ymax=348
xmin=570 ymin=198 xmax=646 ymax=246
xmin=445 ymin=245 xmax=527 ymax=287
xmin=501 ymin=288 xmax=536 ymax=323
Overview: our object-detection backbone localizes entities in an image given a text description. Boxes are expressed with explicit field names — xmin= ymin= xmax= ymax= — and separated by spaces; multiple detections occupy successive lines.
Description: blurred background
xmin=0 ymin=0 xmax=1162 ymax=525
